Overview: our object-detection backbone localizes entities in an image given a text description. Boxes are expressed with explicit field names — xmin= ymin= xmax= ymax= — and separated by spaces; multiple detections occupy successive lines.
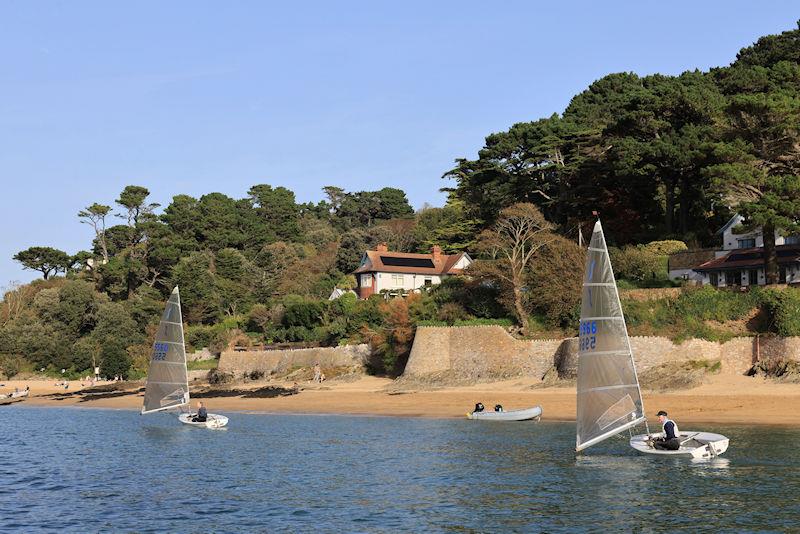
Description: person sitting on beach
xmin=651 ymin=410 xmax=680 ymax=450
xmin=494 ymin=404 xmax=504 ymax=413
xmin=192 ymin=401 xmax=208 ymax=423
xmin=473 ymin=402 xmax=485 ymax=413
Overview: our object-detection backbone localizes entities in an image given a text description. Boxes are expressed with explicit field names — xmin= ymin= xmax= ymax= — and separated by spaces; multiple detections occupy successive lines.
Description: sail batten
xmin=576 ymin=220 xmax=646 ymax=451
xmin=141 ymin=287 xmax=190 ymax=414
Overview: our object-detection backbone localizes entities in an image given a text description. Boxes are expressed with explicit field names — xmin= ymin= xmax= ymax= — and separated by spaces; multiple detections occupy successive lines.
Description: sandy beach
xmin=4 ymin=373 xmax=800 ymax=426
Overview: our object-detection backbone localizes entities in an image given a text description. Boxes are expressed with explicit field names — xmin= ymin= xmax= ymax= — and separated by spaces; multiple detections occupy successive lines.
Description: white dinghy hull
xmin=467 ymin=405 xmax=542 ymax=421
xmin=630 ymin=431 xmax=729 ymax=459
xmin=179 ymin=413 xmax=229 ymax=429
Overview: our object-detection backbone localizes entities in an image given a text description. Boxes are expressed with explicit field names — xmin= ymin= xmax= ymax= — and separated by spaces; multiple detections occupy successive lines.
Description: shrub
xmin=674 ymin=286 xmax=761 ymax=322
xmin=611 ymin=246 xmax=667 ymax=283
xmin=0 ymin=354 xmax=22 ymax=378
xmin=283 ymin=299 xmax=326 ymax=328
xmin=246 ymin=304 xmax=272 ymax=333
xmin=762 ymin=288 xmax=800 ymax=336
xmin=186 ymin=325 xmax=215 ymax=351
xmin=640 ymin=240 xmax=688 ymax=255
xmin=437 ymin=302 xmax=468 ymax=325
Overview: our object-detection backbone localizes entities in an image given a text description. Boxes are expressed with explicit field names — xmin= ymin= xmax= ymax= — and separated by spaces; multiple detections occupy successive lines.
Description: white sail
xmin=576 ymin=220 xmax=646 ymax=451
xmin=142 ymin=287 xmax=190 ymax=414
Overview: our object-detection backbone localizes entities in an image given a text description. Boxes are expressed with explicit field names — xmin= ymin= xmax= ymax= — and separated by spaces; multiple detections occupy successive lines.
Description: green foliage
xmin=187 ymin=358 xmax=219 ymax=371
xmin=13 ymin=246 xmax=72 ymax=279
xmin=417 ymin=318 xmax=514 ymax=327
xmin=640 ymin=240 xmax=688 ymax=255
xmin=761 ymin=287 xmax=800 ymax=336
xmin=0 ymin=354 xmax=23 ymax=378
xmin=611 ymin=244 xmax=670 ymax=283
xmin=283 ymin=298 xmax=325 ymax=328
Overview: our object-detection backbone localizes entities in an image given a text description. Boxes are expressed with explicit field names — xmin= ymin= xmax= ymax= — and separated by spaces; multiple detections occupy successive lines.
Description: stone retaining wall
xmin=404 ymin=326 xmax=563 ymax=382
xmin=218 ymin=344 xmax=370 ymax=377
xmin=404 ymin=326 xmax=800 ymax=383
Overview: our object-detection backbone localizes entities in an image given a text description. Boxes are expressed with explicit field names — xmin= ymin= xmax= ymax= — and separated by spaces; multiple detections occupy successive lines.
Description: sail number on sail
xmin=152 ymin=342 xmax=169 ymax=361
xmin=578 ymin=320 xmax=597 ymax=351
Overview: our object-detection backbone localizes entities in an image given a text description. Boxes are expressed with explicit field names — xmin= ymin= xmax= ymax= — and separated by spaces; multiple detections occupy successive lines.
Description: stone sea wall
xmin=218 ymin=344 xmax=370 ymax=377
xmin=403 ymin=325 xmax=800 ymax=383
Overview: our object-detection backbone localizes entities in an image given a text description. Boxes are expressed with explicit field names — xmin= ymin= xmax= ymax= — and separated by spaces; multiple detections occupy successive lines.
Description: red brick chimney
xmin=376 ymin=243 xmax=388 ymax=252
xmin=432 ymin=245 xmax=442 ymax=262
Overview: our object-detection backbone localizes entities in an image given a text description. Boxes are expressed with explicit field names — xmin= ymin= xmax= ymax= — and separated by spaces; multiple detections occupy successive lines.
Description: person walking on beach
xmin=652 ymin=410 xmax=680 ymax=451
xmin=313 ymin=363 xmax=322 ymax=383
xmin=192 ymin=401 xmax=208 ymax=423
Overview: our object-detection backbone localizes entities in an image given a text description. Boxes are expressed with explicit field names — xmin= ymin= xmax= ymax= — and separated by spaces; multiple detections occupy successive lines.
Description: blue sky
xmin=1 ymin=2 xmax=798 ymax=286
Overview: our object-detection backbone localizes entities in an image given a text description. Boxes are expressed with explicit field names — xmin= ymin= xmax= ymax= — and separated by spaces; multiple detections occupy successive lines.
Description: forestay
xmin=142 ymin=287 xmax=190 ymax=414
xmin=576 ymin=220 xmax=646 ymax=451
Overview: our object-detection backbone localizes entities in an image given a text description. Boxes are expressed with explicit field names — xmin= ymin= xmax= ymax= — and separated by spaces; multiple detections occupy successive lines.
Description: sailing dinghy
xmin=141 ymin=287 xmax=228 ymax=429
xmin=467 ymin=405 xmax=542 ymax=421
xmin=576 ymin=220 xmax=728 ymax=458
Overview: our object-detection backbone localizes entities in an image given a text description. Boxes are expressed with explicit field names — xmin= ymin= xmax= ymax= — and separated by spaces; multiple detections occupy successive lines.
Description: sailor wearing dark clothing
xmin=193 ymin=401 xmax=208 ymax=423
xmin=653 ymin=410 xmax=680 ymax=451
xmin=474 ymin=402 xmax=485 ymax=413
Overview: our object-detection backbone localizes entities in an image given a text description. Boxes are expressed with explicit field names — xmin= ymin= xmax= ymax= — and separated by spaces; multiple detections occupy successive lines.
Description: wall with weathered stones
xmin=218 ymin=344 xmax=370 ymax=377
xmin=187 ymin=348 xmax=214 ymax=362
xmin=404 ymin=326 xmax=564 ymax=382
xmin=404 ymin=326 xmax=800 ymax=383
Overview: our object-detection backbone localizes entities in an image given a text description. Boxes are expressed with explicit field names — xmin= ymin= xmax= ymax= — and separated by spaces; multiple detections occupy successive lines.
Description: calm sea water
xmin=2 ymin=407 xmax=799 ymax=533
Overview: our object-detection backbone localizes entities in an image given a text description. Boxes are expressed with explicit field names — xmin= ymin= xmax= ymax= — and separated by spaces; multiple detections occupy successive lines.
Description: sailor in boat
xmin=494 ymin=404 xmax=504 ymax=412
xmin=473 ymin=402 xmax=485 ymax=413
xmin=192 ymin=401 xmax=208 ymax=423
xmin=651 ymin=410 xmax=680 ymax=450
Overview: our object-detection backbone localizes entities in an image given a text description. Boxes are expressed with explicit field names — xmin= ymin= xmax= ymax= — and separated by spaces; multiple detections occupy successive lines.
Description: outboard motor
xmin=474 ymin=402 xmax=485 ymax=413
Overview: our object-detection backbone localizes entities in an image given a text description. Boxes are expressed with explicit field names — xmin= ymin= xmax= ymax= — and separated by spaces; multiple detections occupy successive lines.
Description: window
xmin=748 ymin=269 xmax=759 ymax=285
xmin=785 ymin=236 xmax=800 ymax=245
xmin=391 ymin=274 xmax=404 ymax=286
xmin=737 ymin=238 xmax=756 ymax=249
xmin=709 ymin=273 xmax=719 ymax=286
xmin=424 ymin=277 xmax=432 ymax=287
xmin=725 ymin=271 xmax=738 ymax=286
xmin=360 ymin=274 xmax=372 ymax=287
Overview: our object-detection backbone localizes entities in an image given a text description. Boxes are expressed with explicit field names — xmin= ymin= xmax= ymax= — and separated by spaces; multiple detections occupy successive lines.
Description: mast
xmin=575 ymin=220 xmax=646 ymax=452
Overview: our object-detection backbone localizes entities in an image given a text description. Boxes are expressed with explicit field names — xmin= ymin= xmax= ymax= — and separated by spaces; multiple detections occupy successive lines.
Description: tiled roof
xmin=694 ymin=245 xmax=800 ymax=272
xmin=353 ymin=250 xmax=469 ymax=275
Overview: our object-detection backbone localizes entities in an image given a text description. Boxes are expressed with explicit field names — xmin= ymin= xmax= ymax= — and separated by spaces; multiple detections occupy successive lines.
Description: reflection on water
xmin=2 ymin=407 xmax=799 ymax=532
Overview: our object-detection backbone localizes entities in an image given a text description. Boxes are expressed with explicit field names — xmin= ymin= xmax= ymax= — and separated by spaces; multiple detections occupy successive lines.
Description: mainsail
xmin=576 ymin=220 xmax=646 ymax=451
xmin=142 ymin=286 xmax=190 ymax=414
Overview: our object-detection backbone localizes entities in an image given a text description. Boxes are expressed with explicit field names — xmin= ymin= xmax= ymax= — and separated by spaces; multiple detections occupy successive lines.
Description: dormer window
xmin=737 ymin=238 xmax=755 ymax=249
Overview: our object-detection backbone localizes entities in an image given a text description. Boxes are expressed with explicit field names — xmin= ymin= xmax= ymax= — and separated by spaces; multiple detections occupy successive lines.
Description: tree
xmin=413 ymin=200 xmax=481 ymax=253
xmin=335 ymin=230 xmax=370 ymax=274
xmin=13 ymin=247 xmax=72 ymax=279
xmin=194 ymin=193 xmax=246 ymax=250
xmin=322 ymin=186 xmax=346 ymax=212
xmin=709 ymin=33 xmax=800 ymax=283
xmin=116 ymin=185 xmax=159 ymax=229
xmin=171 ymin=251 xmax=220 ymax=323
xmin=78 ymin=203 xmax=111 ymax=262
xmin=248 ymin=184 xmax=301 ymax=242
xmin=528 ymin=236 xmax=585 ymax=327
xmin=162 ymin=194 xmax=200 ymax=246
xmin=474 ymin=203 xmax=555 ymax=335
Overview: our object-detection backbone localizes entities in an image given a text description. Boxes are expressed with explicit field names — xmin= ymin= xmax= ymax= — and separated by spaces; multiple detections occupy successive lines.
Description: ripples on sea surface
xmin=2 ymin=407 xmax=799 ymax=533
